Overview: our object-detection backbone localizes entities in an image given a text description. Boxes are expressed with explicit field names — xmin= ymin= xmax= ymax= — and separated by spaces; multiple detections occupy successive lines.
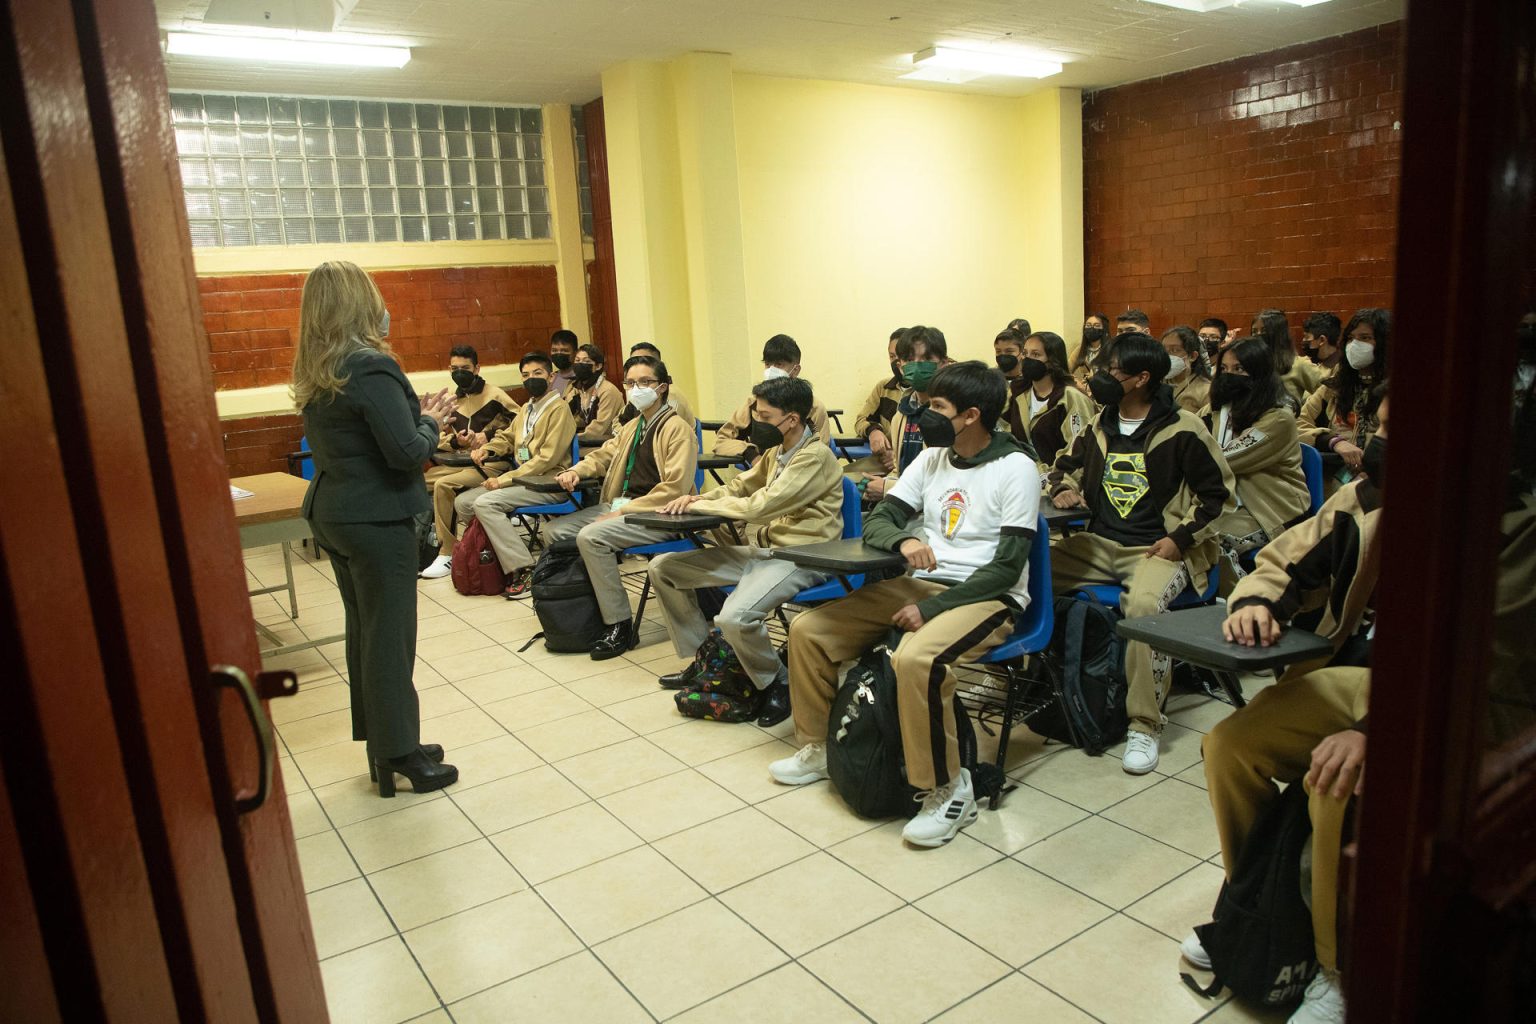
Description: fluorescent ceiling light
xmin=165 ymin=30 xmax=411 ymax=68
xmin=907 ymin=45 xmax=1063 ymax=80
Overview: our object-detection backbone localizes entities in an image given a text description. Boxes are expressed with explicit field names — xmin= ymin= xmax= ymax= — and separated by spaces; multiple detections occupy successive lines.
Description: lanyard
xmin=620 ymin=415 xmax=646 ymax=495
xmin=521 ymin=395 xmax=549 ymax=442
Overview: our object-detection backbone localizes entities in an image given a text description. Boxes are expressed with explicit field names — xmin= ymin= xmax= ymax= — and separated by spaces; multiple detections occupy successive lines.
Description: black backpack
xmin=826 ymin=630 xmax=981 ymax=818
xmin=1029 ymin=595 xmax=1129 ymax=755
xmin=1182 ymin=782 xmax=1320 ymax=1008
xmin=518 ymin=539 xmax=606 ymax=653
xmin=413 ymin=510 xmax=439 ymax=573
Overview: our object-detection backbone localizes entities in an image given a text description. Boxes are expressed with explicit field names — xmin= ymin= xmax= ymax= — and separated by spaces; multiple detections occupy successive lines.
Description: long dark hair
xmin=1327 ymin=308 xmax=1391 ymax=416
xmin=1072 ymin=312 xmax=1111 ymax=372
xmin=1254 ymin=308 xmax=1296 ymax=375
xmin=1219 ymin=337 xmax=1285 ymax=434
xmin=1026 ymin=331 xmax=1076 ymax=391
xmin=1162 ymin=325 xmax=1212 ymax=380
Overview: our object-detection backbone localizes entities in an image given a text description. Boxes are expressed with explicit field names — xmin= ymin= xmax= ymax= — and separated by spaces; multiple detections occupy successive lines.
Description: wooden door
xmin=0 ymin=0 xmax=327 ymax=1020
xmin=584 ymin=98 xmax=624 ymax=378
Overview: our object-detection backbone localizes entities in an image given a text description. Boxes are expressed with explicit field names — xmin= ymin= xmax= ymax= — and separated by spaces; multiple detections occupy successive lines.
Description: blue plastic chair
xmin=785 ymin=477 xmax=866 ymax=604
xmin=1071 ymin=569 xmax=1220 ymax=613
xmin=1300 ymin=443 xmax=1325 ymax=516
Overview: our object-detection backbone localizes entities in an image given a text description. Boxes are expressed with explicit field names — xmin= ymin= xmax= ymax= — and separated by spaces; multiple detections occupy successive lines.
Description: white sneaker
xmin=1180 ymin=931 xmax=1211 ymax=971
xmin=1288 ymin=969 xmax=1345 ymax=1024
xmin=419 ymin=554 xmax=452 ymax=579
xmin=902 ymin=768 xmax=979 ymax=848
xmin=769 ymin=743 xmax=828 ymax=786
xmin=1122 ymin=731 xmax=1159 ymax=775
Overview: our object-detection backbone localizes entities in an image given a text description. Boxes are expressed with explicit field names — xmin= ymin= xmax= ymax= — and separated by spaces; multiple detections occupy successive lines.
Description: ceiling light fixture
xmin=165 ymin=30 xmax=411 ymax=68
xmin=905 ymin=45 xmax=1063 ymax=80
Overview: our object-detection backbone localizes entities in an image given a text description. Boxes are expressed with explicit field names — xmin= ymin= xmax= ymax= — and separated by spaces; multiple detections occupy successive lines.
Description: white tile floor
xmin=251 ymin=543 xmax=1290 ymax=1024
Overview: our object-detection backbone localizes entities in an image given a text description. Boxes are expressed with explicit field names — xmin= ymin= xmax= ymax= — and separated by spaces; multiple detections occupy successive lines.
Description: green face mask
xmin=901 ymin=360 xmax=938 ymax=392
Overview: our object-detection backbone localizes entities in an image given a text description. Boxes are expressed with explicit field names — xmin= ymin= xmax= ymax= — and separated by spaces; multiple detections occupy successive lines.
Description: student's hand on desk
xmin=555 ymin=470 xmax=581 ymax=492
xmin=891 ymin=604 xmax=925 ymax=632
xmin=1334 ymin=440 xmax=1364 ymax=470
xmin=661 ymin=494 xmax=702 ymax=515
xmin=1223 ymin=604 xmax=1282 ymax=647
xmin=483 ymin=476 xmax=502 ymax=490
xmin=862 ymin=474 xmax=887 ymax=498
xmin=1051 ymin=490 xmax=1086 ymax=510
xmin=899 ymin=538 xmax=936 ymax=572
xmin=470 ymin=447 xmax=488 ymax=466
xmin=1307 ymin=729 xmax=1366 ymax=799
xmin=1145 ymin=537 xmax=1181 ymax=562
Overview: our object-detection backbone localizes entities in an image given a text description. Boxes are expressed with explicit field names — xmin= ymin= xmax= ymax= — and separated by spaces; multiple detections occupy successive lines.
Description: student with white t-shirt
xmin=772 ymin=361 xmax=1040 ymax=849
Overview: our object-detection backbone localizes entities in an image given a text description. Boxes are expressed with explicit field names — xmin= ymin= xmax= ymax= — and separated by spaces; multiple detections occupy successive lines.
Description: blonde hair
xmin=290 ymin=260 xmax=389 ymax=409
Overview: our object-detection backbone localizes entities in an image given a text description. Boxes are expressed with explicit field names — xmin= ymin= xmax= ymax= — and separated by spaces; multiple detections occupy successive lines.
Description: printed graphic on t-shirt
xmin=940 ymin=489 xmax=969 ymax=539
xmin=1103 ymin=452 xmax=1150 ymax=518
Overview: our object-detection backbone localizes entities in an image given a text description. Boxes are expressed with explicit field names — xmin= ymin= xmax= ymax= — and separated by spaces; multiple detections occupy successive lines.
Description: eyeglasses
xmin=623 ymin=379 xmax=661 ymax=390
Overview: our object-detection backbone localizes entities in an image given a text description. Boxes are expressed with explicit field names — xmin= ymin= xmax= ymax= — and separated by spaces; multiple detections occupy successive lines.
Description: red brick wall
xmin=223 ymin=413 xmax=304 ymax=479
xmin=1083 ymin=22 xmax=1403 ymax=339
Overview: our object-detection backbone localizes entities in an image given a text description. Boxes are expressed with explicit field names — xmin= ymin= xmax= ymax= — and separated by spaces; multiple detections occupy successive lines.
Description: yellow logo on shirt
xmin=1103 ymin=453 xmax=1149 ymax=519
xmin=940 ymin=489 xmax=969 ymax=539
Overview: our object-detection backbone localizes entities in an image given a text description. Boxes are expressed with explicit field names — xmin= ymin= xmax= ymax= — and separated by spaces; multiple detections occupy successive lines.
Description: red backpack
xmin=451 ymin=518 xmax=506 ymax=596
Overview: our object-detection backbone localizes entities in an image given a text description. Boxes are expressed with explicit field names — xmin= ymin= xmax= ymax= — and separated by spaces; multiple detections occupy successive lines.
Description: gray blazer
xmin=301 ymin=348 xmax=436 ymax=523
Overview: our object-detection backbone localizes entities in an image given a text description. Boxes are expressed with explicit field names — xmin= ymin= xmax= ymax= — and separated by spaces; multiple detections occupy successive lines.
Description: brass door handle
xmin=211 ymin=665 xmax=298 ymax=814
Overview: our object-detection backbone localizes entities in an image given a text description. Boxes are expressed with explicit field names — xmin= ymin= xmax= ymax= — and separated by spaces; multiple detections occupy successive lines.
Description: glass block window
xmin=170 ymin=92 xmax=550 ymax=247
xmin=572 ymin=104 xmax=594 ymax=239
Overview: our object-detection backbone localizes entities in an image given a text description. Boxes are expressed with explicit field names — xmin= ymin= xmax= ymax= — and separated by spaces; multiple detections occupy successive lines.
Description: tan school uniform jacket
xmin=1007 ymin=380 xmax=1092 ymax=477
xmin=1070 ymin=341 xmax=1108 ymax=391
xmin=569 ymin=376 xmax=625 ymax=442
xmin=712 ymin=394 xmax=830 ymax=459
xmin=1170 ymin=373 xmax=1211 ymax=415
xmin=574 ymin=403 xmax=698 ymax=511
xmin=1201 ymin=404 xmax=1311 ymax=540
xmin=481 ymin=394 xmax=578 ymax=484
xmin=854 ymin=371 xmax=904 ymax=441
xmin=1048 ymin=388 xmax=1236 ymax=581
xmin=692 ymin=433 xmax=844 ymax=548
xmin=1279 ymin=359 xmax=1324 ymax=411
xmin=438 ymin=381 xmax=518 ymax=450
xmin=1297 ymin=380 xmax=1382 ymax=451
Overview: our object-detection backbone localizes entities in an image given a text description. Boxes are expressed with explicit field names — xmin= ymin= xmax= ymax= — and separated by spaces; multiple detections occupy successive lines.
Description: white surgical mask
xmin=1165 ymin=355 xmax=1187 ymax=380
xmin=628 ymin=385 xmax=659 ymax=412
xmin=380 ymin=309 xmax=390 ymax=338
xmin=1345 ymin=340 xmax=1375 ymax=370
xmin=762 ymin=366 xmax=790 ymax=381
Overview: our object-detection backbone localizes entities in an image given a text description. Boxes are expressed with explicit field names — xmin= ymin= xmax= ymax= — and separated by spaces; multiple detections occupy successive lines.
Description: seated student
xmin=1115 ymin=308 xmax=1152 ymax=337
xmin=863 ymin=324 xmax=949 ymax=498
xmin=448 ymin=353 xmax=578 ymax=598
xmin=1301 ymin=311 xmax=1343 ymax=372
xmin=568 ymin=343 xmax=624 ymax=443
xmin=1003 ymin=316 xmax=1031 ymax=336
xmin=548 ymin=355 xmax=699 ymax=659
xmin=1298 ymin=309 xmax=1390 ymax=479
xmin=1202 ymin=337 xmax=1311 ymax=588
xmin=1197 ymin=318 xmax=1228 ymax=366
xmin=1161 ymin=325 xmax=1213 ymax=414
xmin=420 ymin=345 xmax=519 ymax=579
xmin=648 ymin=377 xmax=844 ymax=723
xmin=625 ymin=342 xmax=695 ymax=425
xmin=1186 ymin=389 xmax=1387 ymax=1024
xmin=772 ymin=361 xmax=1040 ymax=848
xmin=1071 ymin=312 xmax=1112 ymax=391
xmin=1004 ymin=330 xmax=1093 ymax=477
xmin=1047 ymin=333 xmax=1235 ymax=774
xmin=852 ymin=327 xmax=907 ymax=475
xmin=1253 ymin=308 xmax=1321 ymax=410
xmin=547 ymin=329 xmax=578 ymax=396
xmin=712 ymin=334 xmax=830 ymax=462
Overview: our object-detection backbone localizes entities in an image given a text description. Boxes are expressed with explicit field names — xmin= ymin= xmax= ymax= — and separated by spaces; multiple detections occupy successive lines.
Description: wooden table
xmin=231 ymin=472 xmax=345 ymax=659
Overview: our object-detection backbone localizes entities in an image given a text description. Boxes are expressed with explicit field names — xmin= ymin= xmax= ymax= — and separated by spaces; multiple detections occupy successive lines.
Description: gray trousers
xmin=545 ymin=503 xmax=681 ymax=625
xmin=454 ymin=483 xmax=555 ymax=574
xmin=649 ymin=546 xmax=828 ymax=686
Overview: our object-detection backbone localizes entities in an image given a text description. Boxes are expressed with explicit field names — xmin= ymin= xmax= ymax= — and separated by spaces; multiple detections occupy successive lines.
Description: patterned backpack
xmin=673 ymin=629 xmax=765 ymax=723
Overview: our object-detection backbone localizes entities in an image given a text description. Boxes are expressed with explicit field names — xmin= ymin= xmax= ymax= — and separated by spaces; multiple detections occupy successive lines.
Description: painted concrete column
xmin=542 ymin=103 xmax=593 ymax=345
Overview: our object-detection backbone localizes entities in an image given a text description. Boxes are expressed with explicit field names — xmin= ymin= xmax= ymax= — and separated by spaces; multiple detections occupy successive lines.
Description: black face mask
xmin=451 ymin=368 xmax=478 ymax=391
xmin=1361 ymin=436 xmax=1386 ymax=487
xmin=1210 ymin=373 xmax=1252 ymax=409
xmin=748 ymin=415 xmax=791 ymax=452
xmin=916 ymin=408 xmax=959 ymax=448
xmin=573 ymin=363 xmax=599 ymax=385
xmin=995 ymin=353 xmax=1019 ymax=374
xmin=1021 ymin=357 xmax=1050 ymax=382
xmin=889 ymin=358 xmax=902 ymax=380
xmin=550 ymin=353 xmax=572 ymax=371
xmin=1087 ymin=370 xmax=1125 ymax=406
xmin=523 ymin=377 xmax=549 ymax=400
xmin=1082 ymin=326 xmax=1105 ymax=346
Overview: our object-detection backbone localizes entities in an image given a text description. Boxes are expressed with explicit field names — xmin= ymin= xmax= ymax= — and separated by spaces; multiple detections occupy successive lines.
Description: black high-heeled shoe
xmin=374 ymin=748 xmax=458 ymax=798
xmin=368 ymin=743 xmax=444 ymax=782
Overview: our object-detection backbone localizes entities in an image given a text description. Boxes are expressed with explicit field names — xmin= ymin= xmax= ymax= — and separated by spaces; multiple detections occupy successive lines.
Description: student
xmin=548 ymin=355 xmax=699 ymax=659
xmin=1186 ymin=389 xmax=1388 ymax=1024
xmin=624 ymin=342 xmax=695 ymax=425
xmin=712 ymin=334 xmax=830 ymax=461
xmin=1115 ymin=308 xmax=1152 ymax=337
xmin=1203 ymin=337 xmax=1310 ymax=588
xmin=547 ymin=329 xmax=578 ymax=396
xmin=568 ymin=343 xmax=624 ymax=443
xmin=1004 ymin=330 xmax=1092 ymax=477
xmin=1253 ymin=308 xmax=1321 ymax=409
xmin=1161 ymin=325 xmax=1212 ymax=414
xmin=1197 ymin=318 xmax=1228 ymax=364
xmin=1297 ymin=308 xmax=1391 ymax=474
xmin=1048 ymin=333 xmax=1235 ymax=774
xmin=853 ymin=327 xmax=907 ymax=474
xmin=863 ymin=325 xmax=948 ymax=498
xmin=993 ymin=325 xmax=1030 ymax=414
xmin=1004 ymin=316 xmax=1032 ymax=336
xmin=450 ymin=353 xmax=578 ymax=598
xmin=1301 ymin=312 xmax=1343 ymax=371
xmin=649 ymin=377 xmax=844 ymax=724
xmin=420 ymin=345 xmax=519 ymax=579
xmin=1071 ymin=312 xmax=1112 ymax=389
xmin=773 ymin=361 xmax=1040 ymax=848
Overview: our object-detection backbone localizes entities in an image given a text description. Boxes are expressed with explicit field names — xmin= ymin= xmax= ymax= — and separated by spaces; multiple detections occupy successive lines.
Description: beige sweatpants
xmin=1202 ymin=666 xmax=1369 ymax=973
xmin=787 ymin=577 xmax=1012 ymax=791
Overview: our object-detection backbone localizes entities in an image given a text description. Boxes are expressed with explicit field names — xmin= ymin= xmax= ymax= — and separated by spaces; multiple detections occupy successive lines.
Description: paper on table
xmin=230 ymin=484 xmax=255 ymax=500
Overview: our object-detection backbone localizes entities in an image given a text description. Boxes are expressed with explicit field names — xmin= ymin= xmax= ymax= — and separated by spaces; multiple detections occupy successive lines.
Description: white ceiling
xmin=155 ymin=0 xmax=1404 ymax=105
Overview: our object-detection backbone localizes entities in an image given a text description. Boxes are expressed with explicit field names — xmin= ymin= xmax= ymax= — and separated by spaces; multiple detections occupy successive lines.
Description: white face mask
xmin=628 ymin=385 xmax=659 ymax=412
xmin=1165 ymin=355 xmax=1187 ymax=380
xmin=380 ymin=309 xmax=390 ymax=338
xmin=1345 ymin=340 xmax=1375 ymax=370
xmin=762 ymin=366 xmax=791 ymax=381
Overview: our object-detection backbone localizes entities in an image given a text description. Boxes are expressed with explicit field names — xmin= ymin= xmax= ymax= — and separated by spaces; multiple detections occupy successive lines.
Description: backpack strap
xmin=516 ymin=632 xmax=545 ymax=653
xmin=1059 ymin=600 xmax=1091 ymax=750
xmin=1179 ymin=971 xmax=1223 ymax=999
